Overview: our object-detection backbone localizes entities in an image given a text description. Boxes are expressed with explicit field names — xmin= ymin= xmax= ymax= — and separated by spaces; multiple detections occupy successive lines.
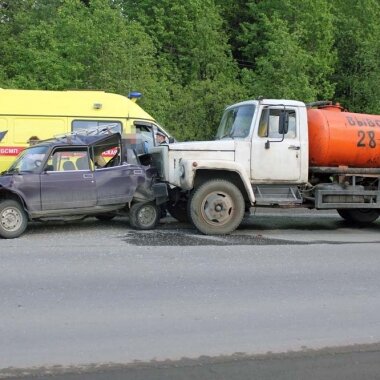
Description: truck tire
xmin=129 ymin=201 xmax=160 ymax=230
xmin=0 ymin=199 xmax=28 ymax=239
xmin=337 ymin=208 xmax=380 ymax=224
xmin=188 ymin=179 xmax=245 ymax=235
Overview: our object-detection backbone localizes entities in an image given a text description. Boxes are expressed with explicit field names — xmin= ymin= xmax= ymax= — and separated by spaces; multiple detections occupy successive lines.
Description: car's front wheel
xmin=0 ymin=200 xmax=28 ymax=239
xmin=129 ymin=201 xmax=160 ymax=230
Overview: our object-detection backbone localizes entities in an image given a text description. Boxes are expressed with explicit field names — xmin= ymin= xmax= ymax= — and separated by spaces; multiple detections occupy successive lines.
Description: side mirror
xmin=168 ymin=137 xmax=175 ymax=144
xmin=279 ymin=111 xmax=289 ymax=135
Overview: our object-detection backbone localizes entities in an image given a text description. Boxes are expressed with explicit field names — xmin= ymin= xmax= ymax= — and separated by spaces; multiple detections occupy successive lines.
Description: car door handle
xmin=83 ymin=174 xmax=93 ymax=179
xmin=288 ymin=145 xmax=300 ymax=150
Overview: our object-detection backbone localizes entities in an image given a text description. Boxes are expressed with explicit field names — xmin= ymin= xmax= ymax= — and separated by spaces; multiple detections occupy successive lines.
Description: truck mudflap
xmin=152 ymin=182 xmax=169 ymax=205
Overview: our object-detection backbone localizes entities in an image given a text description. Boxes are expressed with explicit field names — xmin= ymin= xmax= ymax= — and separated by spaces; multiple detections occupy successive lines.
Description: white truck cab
xmin=150 ymin=98 xmax=310 ymax=234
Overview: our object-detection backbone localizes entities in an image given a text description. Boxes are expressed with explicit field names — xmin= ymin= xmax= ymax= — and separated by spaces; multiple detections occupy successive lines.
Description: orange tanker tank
xmin=308 ymin=104 xmax=380 ymax=168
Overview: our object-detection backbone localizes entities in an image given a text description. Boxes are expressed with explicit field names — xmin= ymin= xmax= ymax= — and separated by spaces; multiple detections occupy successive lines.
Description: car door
xmin=40 ymin=148 xmax=97 ymax=210
xmin=94 ymin=165 xmax=142 ymax=206
xmin=90 ymin=136 xmax=141 ymax=205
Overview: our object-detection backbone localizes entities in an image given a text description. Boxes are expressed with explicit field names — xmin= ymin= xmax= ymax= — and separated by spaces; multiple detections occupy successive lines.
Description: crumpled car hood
xmin=0 ymin=174 xmax=13 ymax=189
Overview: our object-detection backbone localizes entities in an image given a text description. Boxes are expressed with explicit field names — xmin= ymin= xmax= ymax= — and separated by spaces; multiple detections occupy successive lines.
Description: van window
xmin=72 ymin=120 xmax=122 ymax=134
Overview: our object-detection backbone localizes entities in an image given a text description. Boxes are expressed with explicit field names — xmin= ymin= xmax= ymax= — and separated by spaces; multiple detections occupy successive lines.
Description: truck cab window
xmin=216 ymin=105 xmax=255 ymax=139
xmin=135 ymin=123 xmax=155 ymax=149
xmin=258 ymin=109 xmax=296 ymax=138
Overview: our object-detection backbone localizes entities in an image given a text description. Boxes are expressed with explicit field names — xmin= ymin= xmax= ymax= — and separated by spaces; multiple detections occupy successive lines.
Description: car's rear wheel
xmin=129 ymin=201 xmax=160 ymax=230
xmin=0 ymin=200 xmax=28 ymax=239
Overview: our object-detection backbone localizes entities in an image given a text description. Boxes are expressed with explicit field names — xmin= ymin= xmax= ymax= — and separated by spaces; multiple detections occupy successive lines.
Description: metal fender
xmin=0 ymin=186 xmax=29 ymax=215
xmin=178 ymin=159 xmax=256 ymax=203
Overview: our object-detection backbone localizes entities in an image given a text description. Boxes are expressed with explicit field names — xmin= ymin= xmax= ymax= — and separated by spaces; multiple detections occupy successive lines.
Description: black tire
xmin=188 ymin=179 xmax=245 ymax=235
xmin=0 ymin=200 xmax=28 ymax=239
xmin=166 ymin=200 xmax=189 ymax=223
xmin=95 ymin=213 xmax=116 ymax=221
xmin=337 ymin=208 xmax=380 ymax=224
xmin=129 ymin=201 xmax=160 ymax=230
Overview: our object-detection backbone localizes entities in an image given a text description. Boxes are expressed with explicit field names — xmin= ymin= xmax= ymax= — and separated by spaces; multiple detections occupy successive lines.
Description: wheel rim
xmin=1 ymin=206 xmax=23 ymax=232
xmin=200 ymin=191 xmax=234 ymax=226
xmin=137 ymin=205 xmax=157 ymax=226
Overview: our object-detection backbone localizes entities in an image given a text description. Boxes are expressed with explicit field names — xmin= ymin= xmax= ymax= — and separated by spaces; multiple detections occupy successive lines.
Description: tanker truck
xmin=149 ymin=98 xmax=380 ymax=234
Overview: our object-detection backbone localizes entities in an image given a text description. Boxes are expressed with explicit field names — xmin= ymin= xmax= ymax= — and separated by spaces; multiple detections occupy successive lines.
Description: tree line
xmin=1 ymin=0 xmax=380 ymax=140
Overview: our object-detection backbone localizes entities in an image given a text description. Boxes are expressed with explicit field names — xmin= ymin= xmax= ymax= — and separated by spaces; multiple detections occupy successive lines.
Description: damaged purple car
xmin=0 ymin=130 xmax=167 ymax=238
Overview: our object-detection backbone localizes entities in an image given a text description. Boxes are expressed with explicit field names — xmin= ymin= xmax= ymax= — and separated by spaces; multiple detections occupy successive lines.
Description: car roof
xmin=33 ymin=131 xmax=121 ymax=149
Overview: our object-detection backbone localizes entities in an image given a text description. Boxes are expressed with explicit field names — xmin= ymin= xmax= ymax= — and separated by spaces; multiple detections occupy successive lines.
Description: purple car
xmin=0 ymin=131 xmax=167 ymax=238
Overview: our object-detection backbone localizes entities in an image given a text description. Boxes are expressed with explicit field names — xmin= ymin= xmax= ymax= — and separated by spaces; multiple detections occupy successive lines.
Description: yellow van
xmin=0 ymin=89 xmax=170 ymax=171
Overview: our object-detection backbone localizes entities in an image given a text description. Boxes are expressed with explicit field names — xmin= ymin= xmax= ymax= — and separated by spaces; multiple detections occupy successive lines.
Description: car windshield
xmin=215 ymin=104 xmax=255 ymax=140
xmin=7 ymin=145 xmax=49 ymax=172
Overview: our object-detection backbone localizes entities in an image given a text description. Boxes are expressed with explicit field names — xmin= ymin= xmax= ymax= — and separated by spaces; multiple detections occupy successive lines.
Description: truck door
xmin=251 ymin=107 xmax=301 ymax=182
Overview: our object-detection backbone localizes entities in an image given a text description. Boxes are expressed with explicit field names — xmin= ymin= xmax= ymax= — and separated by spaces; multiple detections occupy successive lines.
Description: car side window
xmin=45 ymin=149 xmax=90 ymax=171
xmin=91 ymin=135 xmax=122 ymax=169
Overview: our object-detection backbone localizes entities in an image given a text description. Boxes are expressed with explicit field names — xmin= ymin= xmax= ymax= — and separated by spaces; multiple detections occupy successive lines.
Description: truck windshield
xmin=7 ymin=146 xmax=49 ymax=173
xmin=215 ymin=105 xmax=255 ymax=140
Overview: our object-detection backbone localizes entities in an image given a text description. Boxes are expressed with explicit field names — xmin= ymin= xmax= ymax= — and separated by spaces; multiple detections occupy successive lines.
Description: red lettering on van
xmin=0 ymin=147 xmax=24 ymax=156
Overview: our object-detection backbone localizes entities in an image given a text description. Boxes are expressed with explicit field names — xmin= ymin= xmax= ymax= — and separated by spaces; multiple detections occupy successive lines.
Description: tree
xmin=239 ymin=0 xmax=336 ymax=102
xmin=0 ymin=0 xmax=159 ymax=96
xmin=121 ymin=0 xmax=238 ymax=85
xmin=119 ymin=0 xmax=245 ymax=139
xmin=214 ymin=0 xmax=252 ymax=70
xmin=332 ymin=0 xmax=380 ymax=113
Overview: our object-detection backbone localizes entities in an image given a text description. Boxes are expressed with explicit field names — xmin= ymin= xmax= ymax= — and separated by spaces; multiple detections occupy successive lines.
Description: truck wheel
xmin=129 ymin=201 xmax=160 ymax=230
xmin=167 ymin=200 xmax=189 ymax=223
xmin=0 ymin=200 xmax=28 ymax=239
xmin=188 ymin=179 xmax=245 ymax=235
xmin=337 ymin=209 xmax=380 ymax=224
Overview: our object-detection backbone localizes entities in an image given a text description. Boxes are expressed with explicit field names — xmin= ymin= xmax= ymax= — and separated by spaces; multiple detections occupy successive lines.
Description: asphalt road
xmin=1 ymin=208 xmax=380 ymax=379
xmin=7 ymin=346 xmax=380 ymax=380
